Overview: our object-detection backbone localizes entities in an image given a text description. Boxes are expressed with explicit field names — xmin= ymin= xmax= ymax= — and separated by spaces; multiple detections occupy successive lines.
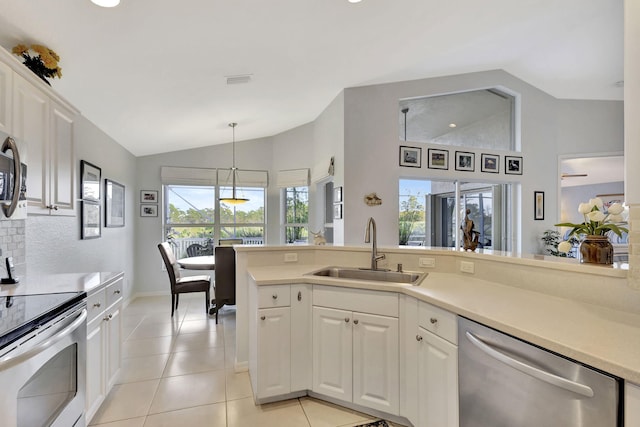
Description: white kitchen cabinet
xmin=249 ymin=281 xmax=312 ymax=402
xmin=627 ymin=382 xmax=640 ymax=427
xmin=12 ymin=72 xmax=76 ymax=216
xmin=312 ymin=286 xmax=400 ymax=415
xmin=86 ymin=276 xmax=123 ymax=423
xmin=402 ymin=297 xmax=458 ymax=427
xmin=0 ymin=61 xmax=12 ymax=133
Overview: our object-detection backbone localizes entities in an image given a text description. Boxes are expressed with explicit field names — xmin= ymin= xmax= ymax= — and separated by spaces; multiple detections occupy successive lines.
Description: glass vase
xmin=579 ymin=235 xmax=613 ymax=265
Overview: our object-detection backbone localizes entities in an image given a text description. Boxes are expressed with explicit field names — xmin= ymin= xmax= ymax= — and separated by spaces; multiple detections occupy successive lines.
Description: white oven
xmin=0 ymin=294 xmax=87 ymax=427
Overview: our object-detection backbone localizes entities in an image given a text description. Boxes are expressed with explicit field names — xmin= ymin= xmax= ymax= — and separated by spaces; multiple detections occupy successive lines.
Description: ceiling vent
xmin=226 ymin=74 xmax=252 ymax=85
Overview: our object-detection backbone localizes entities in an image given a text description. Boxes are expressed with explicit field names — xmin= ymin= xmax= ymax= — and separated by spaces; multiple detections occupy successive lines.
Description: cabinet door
xmin=105 ymin=306 xmax=121 ymax=390
xmin=290 ymin=284 xmax=312 ymax=392
xmin=312 ymin=306 xmax=352 ymax=401
xmin=627 ymin=382 xmax=640 ymax=427
xmin=417 ymin=327 xmax=459 ymax=427
xmin=13 ymin=74 xmax=49 ymax=212
xmin=0 ymin=62 xmax=12 ymax=133
xmin=48 ymin=101 xmax=75 ymax=215
xmin=400 ymin=295 xmax=419 ymax=424
xmin=256 ymin=307 xmax=291 ymax=398
xmin=352 ymin=312 xmax=399 ymax=415
xmin=86 ymin=320 xmax=105 ymax=423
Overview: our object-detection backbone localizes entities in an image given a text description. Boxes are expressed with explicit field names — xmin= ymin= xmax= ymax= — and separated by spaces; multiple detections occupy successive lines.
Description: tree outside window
xmin=284 ymin=186 xmax=309 ymax=243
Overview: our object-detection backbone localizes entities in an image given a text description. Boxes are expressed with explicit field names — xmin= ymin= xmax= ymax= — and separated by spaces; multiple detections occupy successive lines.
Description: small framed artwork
xmin=141 ymin=204 xmax=158 ymax=217
xmin=105 ymin=179 xmax=125 ymax=228
xmin=334 ymin=186 xmax=343 ymax=203
xmin=80 ymin=160 xmax=101 ymax=202
xmin=455 ymin=151 xmax=475 ymax=172
xmin=534 ymin=191 xmax=544 ymax=220
xmin=427 ymin=148 xmax=449 ymax=170
xmin=399 ymin=146 xmax=421 ymax=168
xmin=505 ymin=156 xmax=523 ymax=175
xmin=481 ymin=154 xmax=499 ymax=173
xmin=333 ymin=203 xmax=343 ymax=219
xmin=140 ymin=190 xmax=158 ymax=203
xmin=81 ymin=200 xmax=101 ymax=239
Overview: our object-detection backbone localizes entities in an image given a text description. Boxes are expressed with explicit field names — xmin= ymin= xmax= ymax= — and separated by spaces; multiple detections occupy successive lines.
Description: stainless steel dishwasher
xmin=458 ymin=317 xmax=622 ymax=427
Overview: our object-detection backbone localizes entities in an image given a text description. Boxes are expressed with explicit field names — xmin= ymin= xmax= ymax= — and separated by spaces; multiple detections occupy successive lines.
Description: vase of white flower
xmin=555 ymin=197 xmax=628 ymax=266
xmin=579 ymin=235 xmax=613 ymax=265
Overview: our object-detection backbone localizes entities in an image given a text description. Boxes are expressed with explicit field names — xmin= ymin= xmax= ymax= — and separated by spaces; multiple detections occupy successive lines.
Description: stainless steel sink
xmin=307 ymin=266 xmax=427 ymax=285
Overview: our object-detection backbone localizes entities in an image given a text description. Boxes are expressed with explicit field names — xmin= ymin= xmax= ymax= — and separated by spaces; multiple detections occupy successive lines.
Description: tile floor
xmin=89 ymin=294 xmax=388 ymax=427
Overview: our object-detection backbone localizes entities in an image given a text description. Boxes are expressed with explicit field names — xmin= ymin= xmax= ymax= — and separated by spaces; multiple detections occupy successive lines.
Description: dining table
xmin=176 ymin=255 xmax=215 ymax=270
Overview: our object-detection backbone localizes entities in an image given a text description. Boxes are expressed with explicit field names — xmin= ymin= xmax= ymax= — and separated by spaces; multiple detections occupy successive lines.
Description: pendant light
xmin=220 ymin=122 xmax=249 ymax=205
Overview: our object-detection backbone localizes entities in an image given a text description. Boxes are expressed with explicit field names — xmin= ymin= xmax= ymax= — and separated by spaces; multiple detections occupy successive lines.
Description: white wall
xmin=561 ymin=182 xmax=624 ymax=224
xmin=25 ymin=115 xmax=137 ymax=300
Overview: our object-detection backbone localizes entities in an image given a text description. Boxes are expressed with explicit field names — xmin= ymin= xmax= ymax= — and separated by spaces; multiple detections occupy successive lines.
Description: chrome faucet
xmin=364 ymin=217 xmax=385 ymax=270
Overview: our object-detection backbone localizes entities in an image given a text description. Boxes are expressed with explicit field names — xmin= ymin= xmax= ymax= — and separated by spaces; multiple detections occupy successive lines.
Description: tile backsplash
xmin=0 ymin=219 xmax=25 ymax=266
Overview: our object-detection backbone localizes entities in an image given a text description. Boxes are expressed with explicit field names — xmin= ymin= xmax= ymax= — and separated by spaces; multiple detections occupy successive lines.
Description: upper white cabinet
xmin=6 ymin=55 xmax=77 ymax=216
xmin=0 ymin=61 xmax=12 ymax=134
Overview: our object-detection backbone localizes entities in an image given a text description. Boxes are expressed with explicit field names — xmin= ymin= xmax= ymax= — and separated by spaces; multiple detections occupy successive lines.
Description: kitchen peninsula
xmin=234 ymin=245 xmax=640 ymax=426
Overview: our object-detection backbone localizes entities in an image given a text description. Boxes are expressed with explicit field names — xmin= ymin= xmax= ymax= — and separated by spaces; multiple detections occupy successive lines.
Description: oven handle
xmin=0 ymin=308 xmax=87 ymax=371
xmin=465 ymin=331 xmax=594 ymax=398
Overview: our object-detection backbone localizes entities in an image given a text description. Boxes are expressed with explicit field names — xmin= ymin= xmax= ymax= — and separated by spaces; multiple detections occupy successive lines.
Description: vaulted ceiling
xmin=0 ymin=0 xmax=623 ymax=156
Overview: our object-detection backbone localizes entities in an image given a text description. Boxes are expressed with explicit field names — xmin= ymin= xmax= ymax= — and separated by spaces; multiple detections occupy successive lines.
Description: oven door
xmin=0 ymin=304 xmax=87 ymax=427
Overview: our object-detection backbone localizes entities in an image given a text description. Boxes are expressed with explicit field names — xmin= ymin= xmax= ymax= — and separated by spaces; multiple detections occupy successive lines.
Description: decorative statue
xmin=461 ymin=209 xmax=480 ymax=251
xmin=311 ymin=230 xmax=326 ymax=245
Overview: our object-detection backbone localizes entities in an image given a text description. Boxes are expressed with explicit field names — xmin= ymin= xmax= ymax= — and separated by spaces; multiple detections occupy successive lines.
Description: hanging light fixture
xmin=220 ymin=122 xmax=249 ymax=205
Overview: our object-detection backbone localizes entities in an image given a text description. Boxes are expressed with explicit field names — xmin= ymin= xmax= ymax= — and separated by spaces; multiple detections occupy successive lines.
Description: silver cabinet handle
xmin=114 ymin=290 xmax=121 ymax=294
xmin=272 ymin=294 xmax=278 ymax=299
xmin=298 ymin=291 xmax=302 ymax=301
xmin=465 ymin=331 xmax=594 ymax=398
xmin=353 ymin=319 xmax=359 ymax=325
xmin=430 ymin=318 xmax=438 ymax=324
xmin=345 ymin=318 xmax=350 ymax=323
xmin=416 ymin=335 xmax=423 ymax=341
xmin=261 ymin=316 xmax=266 ymax=320
xmin=93 ymin=302 xmax=101 ymax=308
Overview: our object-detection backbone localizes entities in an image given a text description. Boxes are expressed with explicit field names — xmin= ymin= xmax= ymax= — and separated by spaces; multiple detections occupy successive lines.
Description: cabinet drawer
xmin=257 ymin=285 xmax=291 ymax=308
xmin=313 ymin=285 xmax=398 ymax=317
xmin=87 ymin=289 xmax=106 ymax=323
xmin=106 ymin=279 xmax=123 ymax=308
xmin=418 ymin=301 xmax=457 ymax=345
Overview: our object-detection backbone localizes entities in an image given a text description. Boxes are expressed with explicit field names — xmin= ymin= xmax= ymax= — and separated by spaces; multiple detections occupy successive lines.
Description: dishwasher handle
xmin=465 ymin=331 xmax=594 ymax=398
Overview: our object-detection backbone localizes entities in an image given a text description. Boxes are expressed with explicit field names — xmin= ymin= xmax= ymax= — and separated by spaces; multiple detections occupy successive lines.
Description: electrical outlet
xmin=460 ymin=261 xmax=475 ymax=274
xmin=419 ymin=257 xmax=436 ymax=268
xmin=284 ymin=253 xmax=298 ymax=262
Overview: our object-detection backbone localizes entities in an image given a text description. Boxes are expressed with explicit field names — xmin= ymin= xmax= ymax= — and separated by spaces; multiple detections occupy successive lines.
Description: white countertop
xmin=0 ymin=271 xmax=124 ymax=297
xmin=247 ymin=264 xmax=640 ymax=383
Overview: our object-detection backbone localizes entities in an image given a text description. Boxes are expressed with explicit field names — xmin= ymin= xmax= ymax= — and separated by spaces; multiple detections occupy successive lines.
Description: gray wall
xmin=25 ymin=115 xmax=137 ymax=300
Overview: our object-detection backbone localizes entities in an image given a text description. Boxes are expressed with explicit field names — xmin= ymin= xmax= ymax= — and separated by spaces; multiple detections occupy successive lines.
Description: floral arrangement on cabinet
xmin=12 ymin=44 xmax=62 ymax=85
xmin=555 ymin=197 xmax=628 ymax=254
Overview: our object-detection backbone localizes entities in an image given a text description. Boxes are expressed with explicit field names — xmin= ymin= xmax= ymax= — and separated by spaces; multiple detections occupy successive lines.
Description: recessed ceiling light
xmin=348 ymin=0 xmax=363 ymax=3
xmin=449 ymin=123 xmax=457 ymax=128
xmin=226 ymin=74 xmax=253 ymax=85
xmin=91 ymin=0 xmax=120 ymax=7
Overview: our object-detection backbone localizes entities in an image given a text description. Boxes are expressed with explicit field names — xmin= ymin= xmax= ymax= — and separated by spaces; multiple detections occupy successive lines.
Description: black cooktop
xmin=0 ymin=292 xmax=86 ymax=352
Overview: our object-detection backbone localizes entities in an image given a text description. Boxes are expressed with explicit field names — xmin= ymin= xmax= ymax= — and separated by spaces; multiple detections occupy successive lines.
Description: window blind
xmin=276 ymin=168 xmax=310 ymax=188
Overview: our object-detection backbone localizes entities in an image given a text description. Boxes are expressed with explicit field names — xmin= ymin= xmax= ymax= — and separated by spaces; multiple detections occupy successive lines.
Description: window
xmin=399 ymin=179 xmax=512 ymax=250
xmin=162 ymin=167 xmax=267 ymax=258
xmin=283 ymin=186 xmax=309 ymax=243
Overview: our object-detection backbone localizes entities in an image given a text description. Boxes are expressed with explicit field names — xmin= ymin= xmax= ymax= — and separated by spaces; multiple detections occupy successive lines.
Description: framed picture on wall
xmin=399 ymin=146 xmax=421 ymax=168
xmin=334 ymin=186 xmax=343 ymax=203
xmin=140 ymin=190 xmax=158 ymax=203
xmin=455 ymin=151 xmax=475 ymax=172
xmin=141 ymin=204 xmax=158 ymax=217
xmin=333 ymin=203 xmax=343 ymax=219
xmin=80 ymin=160 xmax=101 ymax=202
xmin=427 ymin=148 xmax=448 ymax=170
xmin=505 ymin=156 xmax=523 ymax=175
xmin=105 ymin=179 xmax=125 ymax=228
xmin=81 ymin=200 xmax=101 ymax=239
xmin=481 ymin=154 xmax=499 ymax=173
xmin=534 ymin=191 xmax=545 ymax=220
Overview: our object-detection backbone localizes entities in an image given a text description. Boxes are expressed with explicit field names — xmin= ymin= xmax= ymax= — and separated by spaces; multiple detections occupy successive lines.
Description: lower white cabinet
xmin=312 ymin=286 xmax=400 ymax=415
xmin=249 ymin=282 xmax=312 ymax=401
xmin=86 ymin=277 xmax=123 ymax=422
xmin=627 ymin=382 xmax=640 ymax=427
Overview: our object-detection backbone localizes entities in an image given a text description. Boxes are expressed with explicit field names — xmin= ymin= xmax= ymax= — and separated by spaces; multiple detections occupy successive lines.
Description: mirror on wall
xmin=399 ymin=88 xmax=516 ymax=151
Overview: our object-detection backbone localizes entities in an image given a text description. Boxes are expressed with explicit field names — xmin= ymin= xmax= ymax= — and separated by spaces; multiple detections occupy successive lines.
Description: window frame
xmin=282 ymin=186 xmax=309 ymax=244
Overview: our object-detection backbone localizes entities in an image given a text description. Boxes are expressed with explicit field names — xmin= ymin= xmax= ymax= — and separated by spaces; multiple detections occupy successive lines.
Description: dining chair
xmin=211 ymin=245 xmax=237 ymax=323
xmin=158 ymin=242 xmax=211 ymax=316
